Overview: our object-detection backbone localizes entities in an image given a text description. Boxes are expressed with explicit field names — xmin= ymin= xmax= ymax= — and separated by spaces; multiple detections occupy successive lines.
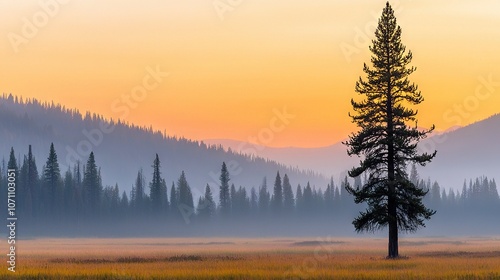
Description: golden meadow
xmin=2 ymin=237 xmax=500 ymax=279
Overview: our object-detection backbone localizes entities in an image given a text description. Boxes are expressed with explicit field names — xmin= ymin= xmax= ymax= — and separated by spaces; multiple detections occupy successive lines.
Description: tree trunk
xmin=386 ymin=45 xmax=399 ymax=258
xmin=388 ymin=197 xmax=399 ymax=258
xmin=387 ymin=144 xmax=399 ymax=258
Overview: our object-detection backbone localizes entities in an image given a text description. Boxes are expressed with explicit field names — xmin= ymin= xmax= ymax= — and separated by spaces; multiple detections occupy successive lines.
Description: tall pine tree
xmin=63 ymin=168 xmax=75 ymax=218
xmin=20 ymin=145 xmax=39 ymax=219
xmin=177 ymin=171 xmax=194 ymax=223
xmin=43 ymin=143 xmax=62 ymax=217
xmin=149 ymin=154 xmax=164 ymax=214
xmin=282 ymin=174 xmax=294 ymax=214
xmin=344 ymin=2 xmax=436 ymax=258
xmin=219 ymin=162 xmax=231 ymax=216
xmin=132 ymin=169 xmax=146 ymax=212
xmin=169 ymin=182 xmax=179 ymax=219
xmin=83 ymin=152 xmax=102 ymax=216
xmin=258 ymin=177 xmax=270 ymax=216
xmin=26 ymin=145 xmax=39 ymax=219
xmin=197 ymin=184 xmax=216 ymax=220
xmin=272 ymin=172 xmax=283 ymax=214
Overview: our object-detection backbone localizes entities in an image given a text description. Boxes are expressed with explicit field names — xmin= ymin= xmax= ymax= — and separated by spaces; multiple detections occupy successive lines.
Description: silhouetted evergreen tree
xmin=132 ymin=169 xmax=146 ymax=213
xmin=409 ymin=163 xmax=419 ymax=186
xmin=74 ymin=161 xmax=82 ymax=187
xmin=271 ymin=172 xmax=283 ymax=214
xmin=430 ymin=181 xmax=441 ymax=210
xmin=149 ymin=154 xmax=164 ymax=214
xmin=340 ymin=176 xmax=349 ymax=206
xmin=19 ymin=145 xmax=38 ymax=219
xmin=296 ymin=184 xmax=303 ymax=214
xmin=196 ymin=184 xmax=216 ymax=220
xmin=344 ymin=2 xmax=436 ymax=258
xmin=340 ymin=176 xmax=350 ymax=212
xmin=63 ymin=168 xmax=75 ymax=218
xmin=303 ymin=182 xmax=313 ymax=214
xmin=73 ymin=162 xmax=84 ymax=219
xmin=161 ymin=178 xmax=169 ymax=214
xmin=177 ymin=171 xmax=194 ymax=223
xmin=230 ymin=184 xmax=236 ymax=215
xmin=219 ymin=162 xmax=231 ymax=216
xmin=447 ymin=189 xmax=456 ymax=207
xmin=82 ymin=152 xmax=102 ymax=216
xmin=42 ymin=143 xmax=62 ymax=217
xmin=111 ymin=184 xmax=120 ymax=216
xmin=196 ymin=196 xmax=206 ymax=220
xmin=333 ymin=184 xmax=341 ymax=212
xmin=282 ymin=174 xmax=294 ymax=214
xmin=312 ymin=187 xmax=325 ymax=213
xmin=460 ymin=180 xmax=468 ymax=204
xmin=102 ymin=184 xmax=120 ymax=218
xmin=7 ymin=147 xmax=18 ymax=182
xmin=258 ymin=177 xmax=270 ymax=215
xmin=441 ymin=188 xmax=447 ymax=205
xmin=120 ymin=191 xmax=129 ymax=213
xmin=250 ymin=187 xmax=258 ymax=215
xmin=170 ymin=182 xmax=178 ymax=218
xmin=324 ymin=178 xmax=335 ymax=213
xmin=489 ymin=179 xmax=499 ymax=201
xmin=231 ymin=186 xmax=250 ymax=217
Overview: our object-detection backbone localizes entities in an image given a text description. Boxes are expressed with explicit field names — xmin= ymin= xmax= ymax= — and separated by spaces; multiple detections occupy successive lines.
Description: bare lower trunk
xmin=388 ymin=201 xmax=399 ymax=258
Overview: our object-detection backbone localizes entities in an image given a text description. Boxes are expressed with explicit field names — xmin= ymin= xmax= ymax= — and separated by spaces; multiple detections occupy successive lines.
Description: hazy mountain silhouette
xmin=0 ymin=95 xmax=326 ymax=196
xmin=202 ymin=139 xmax=357 ymax=182
xmin=205 ymin=115 xmax=499 ymax=190
xmin=417 ymin=114 xmax=499 ymax=189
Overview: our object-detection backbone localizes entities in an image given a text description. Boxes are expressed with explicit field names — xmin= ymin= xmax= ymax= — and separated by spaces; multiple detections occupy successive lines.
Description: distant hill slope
xmin=0 ymin=95 xmax=326 ymax=196
xmin=417 ymin=114 xmax=500 ymax=188
xmin=202 ymin=139 xmax=357 ymax=181
xmin=206 ymin=115 xmax=500 ymax=189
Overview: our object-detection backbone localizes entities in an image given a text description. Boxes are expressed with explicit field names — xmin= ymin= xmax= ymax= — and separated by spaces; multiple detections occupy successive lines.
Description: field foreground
xmin=2 ymin=237 xmax=500 ymax=279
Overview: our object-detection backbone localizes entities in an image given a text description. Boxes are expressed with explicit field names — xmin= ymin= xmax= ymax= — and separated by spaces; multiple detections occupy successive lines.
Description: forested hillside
xmin=0 ymin=94 xmax=325 ymax=195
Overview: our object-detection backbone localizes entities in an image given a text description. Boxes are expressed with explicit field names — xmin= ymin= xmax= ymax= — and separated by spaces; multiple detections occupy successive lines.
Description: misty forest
xmin=0 ymin=137 xmax=498 ymax=237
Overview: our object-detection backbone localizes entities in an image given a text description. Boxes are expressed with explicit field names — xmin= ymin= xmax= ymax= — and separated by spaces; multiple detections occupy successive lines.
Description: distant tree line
xmin=0 ymin=93 xmax=325 ymax=195
xmin=0 ymin=144 xmax=498 ymax=232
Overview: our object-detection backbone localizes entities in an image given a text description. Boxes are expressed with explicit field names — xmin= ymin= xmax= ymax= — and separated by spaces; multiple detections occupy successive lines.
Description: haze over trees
xmin=0 ymin=93 xmax=498 ymax=201
xmin=0 ymin=94 xmax=325 ymax=195
xmin=344 ymin=3 xmax=436 ymax=258
xmin=0 ymin=142 xmax=497 ymax=237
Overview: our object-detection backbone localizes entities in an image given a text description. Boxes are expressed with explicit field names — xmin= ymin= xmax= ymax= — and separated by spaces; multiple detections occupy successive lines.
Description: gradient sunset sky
xmin=1 ymin=0 xmax=499 ymax=147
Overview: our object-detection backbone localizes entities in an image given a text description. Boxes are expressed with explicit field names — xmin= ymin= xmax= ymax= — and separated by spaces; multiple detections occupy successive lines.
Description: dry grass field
xmin=2 ymin=236 xmax=500 ymax=279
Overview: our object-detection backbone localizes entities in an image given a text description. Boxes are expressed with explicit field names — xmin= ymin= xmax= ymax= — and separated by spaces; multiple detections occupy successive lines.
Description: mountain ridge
xmin=0 ymin=94 xmax=327 ymax=196
xmin=204 ymin=114 xmax=500 ymax=189
xmin=1 ymin=94 xmax=496 ymax=193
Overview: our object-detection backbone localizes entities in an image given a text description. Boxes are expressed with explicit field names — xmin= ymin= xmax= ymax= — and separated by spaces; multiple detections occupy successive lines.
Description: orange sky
xmin=1 ymin=0 xmax=499 ymax=147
